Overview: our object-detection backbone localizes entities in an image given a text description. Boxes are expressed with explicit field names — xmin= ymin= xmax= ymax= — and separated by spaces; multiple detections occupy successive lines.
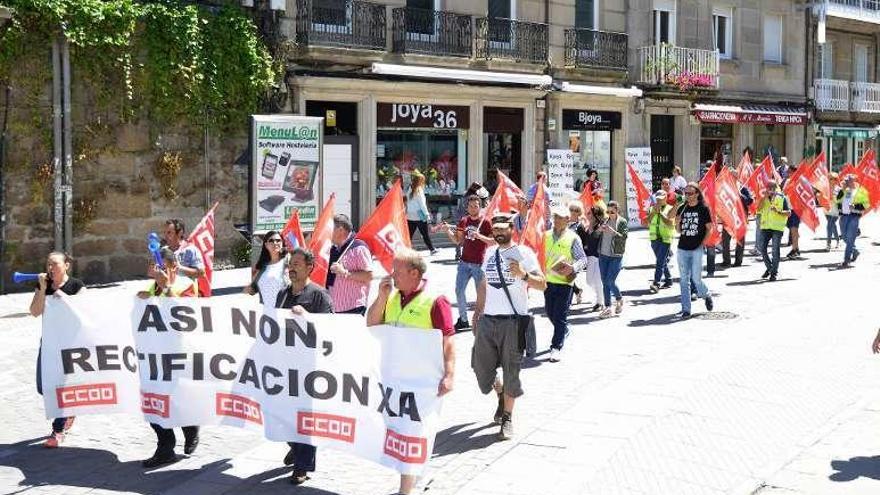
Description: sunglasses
xmin=267 ymin=238 xmax=283 ymax=243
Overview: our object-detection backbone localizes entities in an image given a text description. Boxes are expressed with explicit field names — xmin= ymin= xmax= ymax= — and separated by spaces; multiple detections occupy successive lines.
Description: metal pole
xmin=0 ymin=85 xmax=10 ymax=294
xmin=61 ymin=36 xmax=73 ymax=256
xmin=52 ymin=37 xmax=63 ymax=252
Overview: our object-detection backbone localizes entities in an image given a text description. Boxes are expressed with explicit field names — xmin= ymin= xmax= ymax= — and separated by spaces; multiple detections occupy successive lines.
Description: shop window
xmin=755 ymin=125 xmax=786 ymax=163
xmin=700 ymin=123 xmax=733 ymax=168
xmin=306 ymin=100 xmax=357 ymax=136
xmin=376 ymin=129 xmax=466 ymax=221
xmin=483 ymin=107 xmax=523 ymax=190
xmin=569 ymin=130 xmax=612 ymax=195
xmin=830 ymin=136 xmax=847 ymax=170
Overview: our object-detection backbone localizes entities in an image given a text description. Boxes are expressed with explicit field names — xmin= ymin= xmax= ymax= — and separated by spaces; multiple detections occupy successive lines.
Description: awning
xmin=558 ymin=82 xmax=643 ymax=98
xmin=692 ymin=103 xmax=809 ymax=125
xmin=369 ymin=63 xmax=552 ymax=87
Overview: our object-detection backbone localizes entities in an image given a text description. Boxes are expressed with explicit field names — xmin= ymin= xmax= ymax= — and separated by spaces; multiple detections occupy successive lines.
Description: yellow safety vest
xmin=759 ymin=193 xmax=787 ymax=232
xmin=648 ymin=205 xmax=674 ymax=243
xmin=147 ymin=275 xmax=199 ymax=297
xmin=544 ymin=229 xmax=577 ymax=286
xmin=384 ymin=290 xmax=435 ymax=329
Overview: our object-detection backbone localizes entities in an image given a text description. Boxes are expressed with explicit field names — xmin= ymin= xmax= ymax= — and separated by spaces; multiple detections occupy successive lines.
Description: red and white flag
xmin=736 ymin=151 xmax=754 ymax=185
xmin=356 ymin=180 xmax=411 ymax=273
xmin=626 ymin=161 xmax=653 ymax=225
xmin=783 ymin=175 xmax=820 ymax=231
xmin=185 ymin=201 xmax=219 ymax=297
xmin=745 ymin=156 xmax=775 ymax=214
xmin=699 ymin=166 xmax=721 ymax=246
xmin=805 ymin=152 xmax=831 ymax=209
xmin=308 ymin=194 xmax=336 ymax=287
xmin=715 ymin=168 xmax=747 ymax=240
xmin=483 ymin=170 xmax=524 ymax=222
xmin=521 ymin=179 xmax=547 ymax=270
xmin=855 ymin=149 xmax=880 ymax=211
xmin=280 ymin=208 xmax=306 ymax=251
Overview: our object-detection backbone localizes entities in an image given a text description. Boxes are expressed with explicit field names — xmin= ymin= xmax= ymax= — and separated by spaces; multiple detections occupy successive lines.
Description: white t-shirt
xmin=257 ymin=257 xmax=288 ymax=310
xmin=481 ymin=244 xmax=539 ymax=316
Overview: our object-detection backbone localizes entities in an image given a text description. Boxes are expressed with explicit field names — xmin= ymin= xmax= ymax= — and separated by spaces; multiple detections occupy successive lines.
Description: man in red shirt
xmin=445 ymin=195 xmax=494 ymax=331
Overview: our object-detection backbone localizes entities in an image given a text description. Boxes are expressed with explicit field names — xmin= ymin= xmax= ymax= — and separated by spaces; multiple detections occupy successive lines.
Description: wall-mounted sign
xmin=562 ymin=110 xmax=622 ymax=131
xmin=693 ymin=110 xmax=807 ymax=126
xmin=377 ymin=103 xmax=470 ymax=129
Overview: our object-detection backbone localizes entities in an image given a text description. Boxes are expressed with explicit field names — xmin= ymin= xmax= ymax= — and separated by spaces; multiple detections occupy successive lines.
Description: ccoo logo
xmin=383 ymin=429 xmax=428 ymax=464
xmin=216 ymin=393 xmax=263 ymax=425
xmin=297 ymin=411 xmax=356 ymax=443
xmin=141 ymin=392 xmax=170 ymax=418
xmin=57 ymin=383 xmax=117 ymax=408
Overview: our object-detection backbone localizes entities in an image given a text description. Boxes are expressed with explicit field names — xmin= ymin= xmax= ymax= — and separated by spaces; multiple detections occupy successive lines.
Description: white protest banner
xmin=40 ymin=293 xmax=444 ymax=475
xmin=624 ymin=147 xmax=653 ymax=228
xmin=252 ymin=115 xmax=323 ymax=232
xmin=546 ymin=149 xmax=576 ymax=208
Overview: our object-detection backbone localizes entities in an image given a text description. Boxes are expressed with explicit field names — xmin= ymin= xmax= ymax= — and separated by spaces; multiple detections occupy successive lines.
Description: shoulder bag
xmin=493 ymin=249 xmax=536 ymax=356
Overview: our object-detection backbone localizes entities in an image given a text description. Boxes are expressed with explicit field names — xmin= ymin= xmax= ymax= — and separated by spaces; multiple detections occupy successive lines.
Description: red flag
xmin=280 ymin=209 xmax=306 ymax=251
xmin=805 ymin=152 xmax=831 ymax=209
xmin=715 ymin=168 xmax=747 ymax=240
xmin=626 ymin=161 xmax=653 ymax=225
xmin=307 ymin=194 xmax=336 ymax=287
xmin=185 ymin=201 xmax=219 ymax=297
xmin=578 ymin=182 xmax=595 ymax=210
xmin=356 ymin=179 xmax=411 ymax=273
xmin=783 ymin=175 xmax=820 ymax=231
xmin=497 ymin=170 xmax=525 ymax=213
xmin=746 ymin=156 xmax=775 ymax=214
xmin=482 ymin=178 xmax=507 ymax=223
xmin=839 ymin=163 xmax=858 ymax=180
xmin=699 ymin=166 xmax=721 ymax=246
xmin=521 ymin=180 xmax=547 ymax=270
xmin=855 ymin=149 xmax=880 ymax=210
xmin=736 ymin=152 xmax=754 ymax=185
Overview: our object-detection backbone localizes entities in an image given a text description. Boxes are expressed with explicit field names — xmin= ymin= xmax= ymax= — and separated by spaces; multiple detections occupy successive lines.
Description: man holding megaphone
xmin=28 ymin=251 xmax=85 ymax=448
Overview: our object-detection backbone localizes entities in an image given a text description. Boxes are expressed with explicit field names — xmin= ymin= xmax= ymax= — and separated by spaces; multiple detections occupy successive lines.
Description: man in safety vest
xmin=366 ymin=248 xmax=455 ymax=495
xmin=755 ymin=180 xmax=790 ymax=282
xmin=544 ymin=205 xmax=587 ymax=363
xmin=837 ymin=174 xmax=870 ymax=268
xmin=648 ymin=190 xmax=675 ymax=293
xmin=136 ymin=247 xmax=200 ymax=468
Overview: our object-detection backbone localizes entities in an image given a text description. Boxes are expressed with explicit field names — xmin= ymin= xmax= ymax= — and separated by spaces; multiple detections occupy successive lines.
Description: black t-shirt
xmin=275 ymin=282 xmax=334 ymax=314
xmin=676 ymin=203 xmax=712 ymax=251
xmin=44 ymin=277 xmax=85 ymax=296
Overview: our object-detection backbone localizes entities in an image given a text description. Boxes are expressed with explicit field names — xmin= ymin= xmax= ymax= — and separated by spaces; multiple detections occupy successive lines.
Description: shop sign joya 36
xmin=377 ymin=103 xmax=470 ymax=129
xmin=40 ymin=293 xmax=445 ymax=474
xmin=252 ymin=115 xmax=323 ymax=232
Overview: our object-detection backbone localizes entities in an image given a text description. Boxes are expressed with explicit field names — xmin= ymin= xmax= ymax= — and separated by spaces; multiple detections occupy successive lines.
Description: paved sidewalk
xmin=1 ymin=216 xmax=880 ymax=495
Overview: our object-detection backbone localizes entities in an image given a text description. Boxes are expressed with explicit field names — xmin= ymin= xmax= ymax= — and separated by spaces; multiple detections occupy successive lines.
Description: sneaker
xmin=599 ymin=308 xmax=614 ymax=319
xmin=614 ymin=298 xmax=624 ymax=315
xmin=769 ymin=273 xmax=777 ymax=281
xmin=649 ymin=283 xmax=659 ymax=294
xmin=183 ymin=433 xmax=199 ymax=455
xmin=142 ymin=452 xmax=177 ymax=469
xmin=826 ymin=243 xmax=831 ymax=252
xmin=591 ymin=303 xmax=603 ymax=312
xmin=498 ymin=413 xmax=513 ymax=440
xmin=575 ymin=292 xmax=583 ymax=305
xmin=290 ymin=469 xmax=309 ymax=485
xmin=761 ymin=270 xmax=770 ymax=279
xmin=493 ymin=392 xmax=504 ymax=425
xmin=549 ymin=348 xmax=561 ymax=363
xmin=661 ymin=280 xmax=673 ymax=289
xmin=676 ymin=311 xmax=692 ymax=320
xmin=853 ymin=250 xmax=860 ymax=262
xmin=690 ymin=293 xmax=698 ymax=302
xmin=705 ymin=295 xmax=714 ymax=312
xmin=785 ymin=251 xmax=797 ymax=260
xmin=840 ymin=262 xmax=851 ymax=269
xmin=454 ymin=319 xmax=470 ymax=332
xmin=430 ymin=249 xmax=438 ymax=256
xmin=43 ymin=432 xmax=64 ymax=448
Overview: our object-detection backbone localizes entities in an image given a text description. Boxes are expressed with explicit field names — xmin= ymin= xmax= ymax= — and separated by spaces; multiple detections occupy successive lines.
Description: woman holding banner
xmin=244 ymin=230 xmax=289 ymax=310
xmin=29 ymin=251 xmax=85 ymax=448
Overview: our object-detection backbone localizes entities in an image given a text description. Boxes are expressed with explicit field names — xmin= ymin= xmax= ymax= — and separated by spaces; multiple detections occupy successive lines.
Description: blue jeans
xmin=651 ymin=240 xmax=672 ymax=284
xmin=754 ymin=215 xmax=763 ymax=252
xmin=677 ymin=248 xmax=709 ymax=313
xmin=455 ymin=262 xmax=484 ymax=321
xmin=544 ymin=283 xmax=574 ymax=350
xmin=598 ymin=255 xmax=623 ymax=307
xmin=758 ymin=229 xmax=783 ymax=275
xmin=826 ymin=214 xmax=840 ymax=243
xmin=841 ymin=214 xmax=861 ymax=263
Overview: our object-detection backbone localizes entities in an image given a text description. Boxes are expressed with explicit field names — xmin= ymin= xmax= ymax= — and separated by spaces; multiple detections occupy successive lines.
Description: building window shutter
xmin=576 ymin=0 xmax=595 ymax=29
xmin=763 ymin=15 xmax=782 ymax=63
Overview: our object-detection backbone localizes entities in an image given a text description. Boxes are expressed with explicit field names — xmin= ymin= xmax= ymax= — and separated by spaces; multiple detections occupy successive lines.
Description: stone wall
xmin=2 ymin=81 xmax=253 ymax=289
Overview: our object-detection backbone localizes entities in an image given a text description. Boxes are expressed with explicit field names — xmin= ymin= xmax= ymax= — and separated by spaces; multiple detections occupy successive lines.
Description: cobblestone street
xmin=2 ymin=218 xmax=880 ymax=495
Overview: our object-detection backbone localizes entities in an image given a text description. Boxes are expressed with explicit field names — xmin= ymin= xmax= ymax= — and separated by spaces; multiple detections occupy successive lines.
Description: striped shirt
xmin=328 ymin=237 xmax=372 ymax=312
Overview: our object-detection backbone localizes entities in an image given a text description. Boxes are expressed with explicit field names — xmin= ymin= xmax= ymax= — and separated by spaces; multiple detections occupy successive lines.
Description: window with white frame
xmin=818 ymin=42 xmax=833 ymax=79
xmin=653 ymin=0 xmax=676 ymax=45
xmin=712 ymin=7 xmax=733 ymax=58
xmin=763 ymin=15 xmax=783 ymax=63
xmin=854 ymin=44 xmax=868 ymax=82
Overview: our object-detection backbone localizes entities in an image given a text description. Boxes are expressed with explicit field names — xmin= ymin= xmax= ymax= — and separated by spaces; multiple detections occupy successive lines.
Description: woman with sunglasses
xmin=675 ymin=183 xmax=715 ymax=319
xmin=244 ymin=230 xmax=289 ymax=310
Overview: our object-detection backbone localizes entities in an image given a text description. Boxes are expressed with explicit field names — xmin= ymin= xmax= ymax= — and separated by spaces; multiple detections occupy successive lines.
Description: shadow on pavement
xmin=829 ymin=456 xmax=880 ymax=482
xmin=629 ymin=295 xmax=680 ymax=306
xmin=726 ymin=279 xmax=767 ymax=287
xmin=0 ymin=445 xmax=341 ymax=495
xmin=624 ymin=264 xmax=655 ymax=270
xmin=809 ymin=262 xmax=843 ymax=270
xmin=431 ymin=422 xmax=498 ymax=458
xmin=627 ymin=314 xmax=681 ymax=327
xmin=621 ymin=289 xmax=653 ymax=297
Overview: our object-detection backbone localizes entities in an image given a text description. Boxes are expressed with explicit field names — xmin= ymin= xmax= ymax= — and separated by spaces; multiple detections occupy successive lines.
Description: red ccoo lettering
xmin=297 ymin=411 xmax=356 ymax=443
xmin=56 ymin=383 xmax=117 ymax=408
xmin=216 ymin=393 xmax=263 ymax=425
xmin=383 ymin=429 xmax=427 ymax=464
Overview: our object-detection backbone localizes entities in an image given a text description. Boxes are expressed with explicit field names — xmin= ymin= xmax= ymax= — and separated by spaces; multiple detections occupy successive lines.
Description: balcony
xmin=392 ymin=7 xmax=473 ymax=58
xmin=564 ymin=28 xmax=628 ymax=70
xmin=637 ymin=44 xmax=719 ymax=90
xmin=824 ymin=0 xmax=880 ymax=24
xmin=814 ymin=79 xmax=880 ymax=113
xmin=475 ymin=18 xmax=548 ymax=64
xmin=295 ymin=0 xmax=386 ymax=51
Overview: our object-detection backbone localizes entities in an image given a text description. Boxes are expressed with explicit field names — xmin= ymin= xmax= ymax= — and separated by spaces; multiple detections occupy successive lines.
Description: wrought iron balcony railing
xmin=564 ymin=28 xmax=627 ymax=70
xmin=475 ymin=18 xmax=548 ymax=64
xmin=295 ymin=0 xmax=386 ymax=51
xmin=392 ymin=7 xmax=473 ymax=58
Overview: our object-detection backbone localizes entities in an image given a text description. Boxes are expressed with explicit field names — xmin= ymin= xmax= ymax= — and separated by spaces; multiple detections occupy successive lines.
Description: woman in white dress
xmin=244 ymin=230 xmax=289 ymax=310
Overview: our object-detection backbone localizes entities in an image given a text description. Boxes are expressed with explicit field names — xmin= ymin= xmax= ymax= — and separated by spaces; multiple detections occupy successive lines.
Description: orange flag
xmin=356 ymin=179 xmax=412 ymax=273
xmin=521 ymin=180 xmax=547 ymax=270
xmin=736 ymin=151 xmax=754 ymax=185
xmin=805 ymin=152 xmax=831 ymax=209
xmin=855 ymin=149 xmax=880 ymax=211
xmin=715 ymin=168 xmax=747 ymax=240
xmin=307 ymin=194 xmax=336 ymax=287
xmin=185 ymin=201 xmax=219 ymax=297
xmin=745 ymin=156 xmax=775 ymax=214
xmin=699 ymin=166 xmax=721 ymax=246
xmin=578 ymin=182 xmax=595 ymax=210
xmin=280 ymin=208 xmax=306 ymax=251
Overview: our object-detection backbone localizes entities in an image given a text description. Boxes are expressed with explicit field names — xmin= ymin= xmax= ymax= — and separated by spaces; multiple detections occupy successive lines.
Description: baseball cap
xmin=550 ymin=205 xmax=570 ymax=218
